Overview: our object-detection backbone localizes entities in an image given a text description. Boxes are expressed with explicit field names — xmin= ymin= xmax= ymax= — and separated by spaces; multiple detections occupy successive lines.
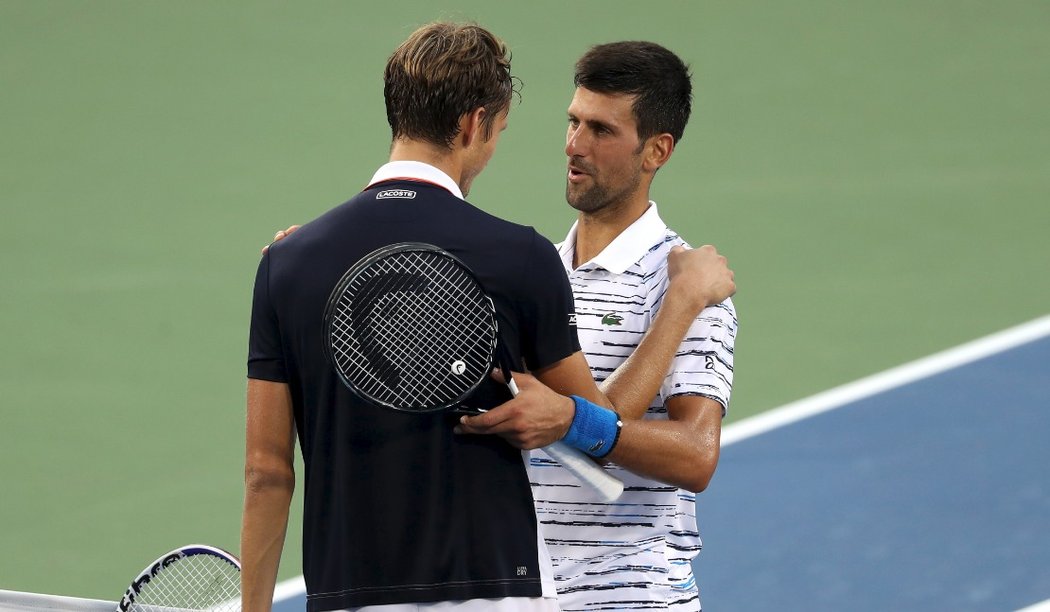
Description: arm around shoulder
xmin=601 ymin=244 xmax=735 ymax=419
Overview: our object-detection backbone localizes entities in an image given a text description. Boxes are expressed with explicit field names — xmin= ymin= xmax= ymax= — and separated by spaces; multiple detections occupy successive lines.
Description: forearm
xmin=241 ymin=467 xmax=294 ymax=612
xmin=603 ymin=419 xmax=719 ymax=492
xmin=601 ymin=295 xmax=700 ymax=420
xmin=559 ymin=395 xmax=723 ymax=491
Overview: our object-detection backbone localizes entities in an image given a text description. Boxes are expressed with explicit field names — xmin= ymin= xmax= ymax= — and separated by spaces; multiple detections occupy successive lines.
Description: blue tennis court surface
xmin=696 ymin=320 xmax=1050 ymax=611
xmin=275 ymin=318 xmax=1050 ymax=611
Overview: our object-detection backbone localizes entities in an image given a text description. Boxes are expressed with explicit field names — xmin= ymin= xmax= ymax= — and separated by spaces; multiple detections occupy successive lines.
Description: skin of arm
xmin=241 ymin=379 xmax=297 ymax=612
xmin=457 ymin=243 xmax=733 ymax=442
xmin=604 ymin=395 xmax=722 ymax=492
xmin=262 ymin=227 xmax=732 ymax=491
xmin=458 ymin=245 xmax=733 ymax=492
xmin=586 ymin=245 xmax=728 ymax=492
xmin=467 ymin=372 xmax=722 ymax=492
xmin=599 ymin=244 xmax=732 ymax=420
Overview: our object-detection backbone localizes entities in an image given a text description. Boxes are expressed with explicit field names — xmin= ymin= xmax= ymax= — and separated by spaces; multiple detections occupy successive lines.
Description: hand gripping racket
xmin=323 ymin=242 xmax=624 ymax=502
xmin=117 ymin=544 xmax=240 ymax=612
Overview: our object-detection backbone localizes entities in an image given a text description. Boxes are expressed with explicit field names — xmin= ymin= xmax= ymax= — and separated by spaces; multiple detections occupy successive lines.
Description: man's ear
xmin=458 ymin=107 xmax=488 ymax=149
xmin=642 ymin=133 xmax=675 ymax=172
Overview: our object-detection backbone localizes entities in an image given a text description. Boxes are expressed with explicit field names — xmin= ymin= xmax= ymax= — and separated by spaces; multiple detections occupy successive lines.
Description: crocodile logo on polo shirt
xmin=601 ymin=313 xmax=624 ymax=326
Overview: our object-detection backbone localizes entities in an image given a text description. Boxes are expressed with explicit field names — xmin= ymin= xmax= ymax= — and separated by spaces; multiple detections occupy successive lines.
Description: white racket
xmin=116 ymin=544 xmax=240 ymax=612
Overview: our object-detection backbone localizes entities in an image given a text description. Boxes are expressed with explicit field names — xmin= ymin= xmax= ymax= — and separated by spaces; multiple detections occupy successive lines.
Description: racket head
xmin=117 ymin=544 xmax=240 ymax=612
xmin=323 ymin=242 xmax=499 ymax=413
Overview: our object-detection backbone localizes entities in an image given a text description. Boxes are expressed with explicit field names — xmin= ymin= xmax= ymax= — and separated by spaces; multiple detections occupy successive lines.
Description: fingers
xmin=274 ymin=224 xmax=300 ymax=241
xmin=260 ymin=224 xmax=302 ymax=254
xmin=455 ymin=370 xmax=554 ymax=448
xmin=665 ymin=243 xmax=736 ymax=309
xmin=460 ymin=368 xmax=530 ymax=432
xmin=456 ymin=402 xmax=514 ymax=434
xmin=455 ymin=370 xmax=515 ymax=434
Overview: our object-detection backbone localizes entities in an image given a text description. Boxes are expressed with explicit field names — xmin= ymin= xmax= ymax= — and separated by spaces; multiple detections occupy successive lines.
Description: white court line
xmin=722 ymin=314 xmax=1050 ymax=446
xmin=273 ymin=314 xmax=1050 ymax=605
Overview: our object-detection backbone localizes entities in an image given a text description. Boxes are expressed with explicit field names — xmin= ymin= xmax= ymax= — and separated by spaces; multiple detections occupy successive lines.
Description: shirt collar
xmin=367 ymin=161 xmax=464 ymax=200
xmin=557 ymin=202 xmax=668 ymax=275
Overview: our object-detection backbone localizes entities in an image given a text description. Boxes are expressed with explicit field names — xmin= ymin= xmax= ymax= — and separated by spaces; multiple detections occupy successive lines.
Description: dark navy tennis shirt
xmin=247 ymin=161 xmax=580 ymax=610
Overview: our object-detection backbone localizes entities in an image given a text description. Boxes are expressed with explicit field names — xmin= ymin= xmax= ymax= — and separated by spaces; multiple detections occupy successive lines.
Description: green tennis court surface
xmin=2 ymin=1 xmax=1048 ymax=602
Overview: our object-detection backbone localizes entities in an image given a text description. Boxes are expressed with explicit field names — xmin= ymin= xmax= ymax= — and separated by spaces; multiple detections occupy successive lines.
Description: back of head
xmin=384 ymin=22 xmax=518 ymax=149
xmin=574 ymin=41 xmax=692 ymax=145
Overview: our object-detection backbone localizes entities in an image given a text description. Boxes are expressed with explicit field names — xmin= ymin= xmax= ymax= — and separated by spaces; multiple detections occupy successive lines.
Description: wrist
xmin=665 ymin=279 xmax=708 ymax=317
xmin=562 ymin=396 xmax=623 ymax=458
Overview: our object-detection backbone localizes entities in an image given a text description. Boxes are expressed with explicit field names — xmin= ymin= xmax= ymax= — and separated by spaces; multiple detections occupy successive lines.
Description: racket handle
xmin=501 ymin=368 xmax=624 ymax=501
xmin=542 ymin=442 xmax=625 ymax=502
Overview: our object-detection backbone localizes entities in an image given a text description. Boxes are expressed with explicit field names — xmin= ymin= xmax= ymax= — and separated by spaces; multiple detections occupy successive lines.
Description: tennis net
xmin=0 ymin=588 xmax=115 ymax=611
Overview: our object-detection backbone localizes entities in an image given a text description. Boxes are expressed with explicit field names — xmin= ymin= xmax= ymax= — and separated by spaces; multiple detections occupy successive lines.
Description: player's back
xmin=248 ymin=178 xmax=577 ymax=609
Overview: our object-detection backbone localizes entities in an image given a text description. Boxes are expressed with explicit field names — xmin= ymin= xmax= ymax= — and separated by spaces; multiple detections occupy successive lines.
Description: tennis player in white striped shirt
xmin=525 ymin=42 xmax=737 ymax=611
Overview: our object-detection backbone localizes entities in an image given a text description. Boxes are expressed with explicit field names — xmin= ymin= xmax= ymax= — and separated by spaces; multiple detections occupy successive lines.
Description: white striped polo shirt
xmin=528 ymin=202 xmax=737 ymax=611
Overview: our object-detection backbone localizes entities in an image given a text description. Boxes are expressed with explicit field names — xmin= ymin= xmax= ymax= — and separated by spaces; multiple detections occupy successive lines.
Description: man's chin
xmin=565 ymin=190 xmax=586 ymax=212
xmin=565 ymin=185 xmax=594 ymax=212
xmin=566 ymin=195 xmax=604 ymax=213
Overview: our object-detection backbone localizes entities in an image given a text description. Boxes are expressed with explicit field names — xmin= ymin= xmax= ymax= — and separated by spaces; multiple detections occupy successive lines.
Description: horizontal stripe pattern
xmin=530 ymin=220 xmax=737 ymax=611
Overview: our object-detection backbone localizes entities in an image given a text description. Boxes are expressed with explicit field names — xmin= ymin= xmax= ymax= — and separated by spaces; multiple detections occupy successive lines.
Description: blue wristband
xmin=563 ymin=396 xmax=623 ymax=458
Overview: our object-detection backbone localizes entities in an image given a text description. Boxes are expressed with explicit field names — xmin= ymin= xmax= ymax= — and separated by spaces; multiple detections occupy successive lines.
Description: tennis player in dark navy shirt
xmin=242 ymin=22 xmax=734 ymax=612
xmin=249 ymin=159 xmax=579 ymax=611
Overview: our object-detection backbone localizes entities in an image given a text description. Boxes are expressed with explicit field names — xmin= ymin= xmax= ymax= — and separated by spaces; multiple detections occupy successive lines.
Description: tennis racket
xmin=117 ymin=544 xmax=240 ymax=612
xmin=323 ymin=242 xmax=624 ymax=502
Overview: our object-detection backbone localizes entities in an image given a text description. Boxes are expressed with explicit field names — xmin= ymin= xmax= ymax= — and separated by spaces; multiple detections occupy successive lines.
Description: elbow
xmin=684 ymin=471 xmax=713 ymax=494
xmin=244 ymin=458 xmax=295 ymax=495
xmin=680 ymin=449 xmax=719 ymax=494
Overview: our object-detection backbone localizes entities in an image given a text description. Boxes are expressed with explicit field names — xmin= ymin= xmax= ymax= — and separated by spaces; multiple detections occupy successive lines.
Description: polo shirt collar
xmin=558 ymin=202 xmax=667 ymax=274
xmin=368 ymin=161 xmax=464 ymax=200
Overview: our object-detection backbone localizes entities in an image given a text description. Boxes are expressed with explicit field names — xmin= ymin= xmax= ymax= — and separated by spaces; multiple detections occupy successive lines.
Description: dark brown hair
xmin=574 ymin=41 xmax=692 ymax=145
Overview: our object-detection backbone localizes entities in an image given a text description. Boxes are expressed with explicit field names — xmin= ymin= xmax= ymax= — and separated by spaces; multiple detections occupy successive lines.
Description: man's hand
xmin=261 ymin=224 xmax=302 ymax=254
xmin=456 ymin=370 xmax=575 ymax=450
xmin=666 ymin=244 xmax=735 ymax=313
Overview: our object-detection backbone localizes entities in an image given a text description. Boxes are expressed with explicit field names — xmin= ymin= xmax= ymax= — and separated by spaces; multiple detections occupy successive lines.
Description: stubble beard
xmin=565 ymin=168 xmax=643 ymax=215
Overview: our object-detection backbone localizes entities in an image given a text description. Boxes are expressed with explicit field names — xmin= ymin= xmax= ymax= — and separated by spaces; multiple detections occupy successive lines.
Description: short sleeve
xmin=247 ymin=251 xmax=288 ymax=382
xmin=517 ymin=230 xmax=581 ymax=370
xmin=660 ymin=298 xmax=738 ymax=416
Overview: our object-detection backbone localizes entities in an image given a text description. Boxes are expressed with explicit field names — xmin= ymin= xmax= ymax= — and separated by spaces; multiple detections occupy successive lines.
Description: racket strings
xmin=328 ymin=249 xmax=496 ymax=410
xmin=364 ymin=254 xmax=492 ymax=405
xmin=128 ymin=554 xmax=240 ymax=611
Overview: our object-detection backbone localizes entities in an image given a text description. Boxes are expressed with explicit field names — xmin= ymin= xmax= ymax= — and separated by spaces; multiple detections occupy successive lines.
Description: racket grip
xmin=501 ymin=370 xmax=623 ymax=501
xmin=542 ymin=441 xmax=625 ymax=502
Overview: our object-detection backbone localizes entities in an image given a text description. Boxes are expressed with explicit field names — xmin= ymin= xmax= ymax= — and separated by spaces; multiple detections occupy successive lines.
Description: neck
xmin=389 ymin=139 xmax=465 ymax=191
xmin=573 ymin=197 xmax=651 ymax=269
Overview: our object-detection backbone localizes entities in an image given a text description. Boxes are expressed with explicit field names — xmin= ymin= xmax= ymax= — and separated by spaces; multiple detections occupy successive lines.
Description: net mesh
xmin=327 ymin=247 xmax=497 ymax=411
xmin=0 ymin=589 xmax=117 ymax=611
